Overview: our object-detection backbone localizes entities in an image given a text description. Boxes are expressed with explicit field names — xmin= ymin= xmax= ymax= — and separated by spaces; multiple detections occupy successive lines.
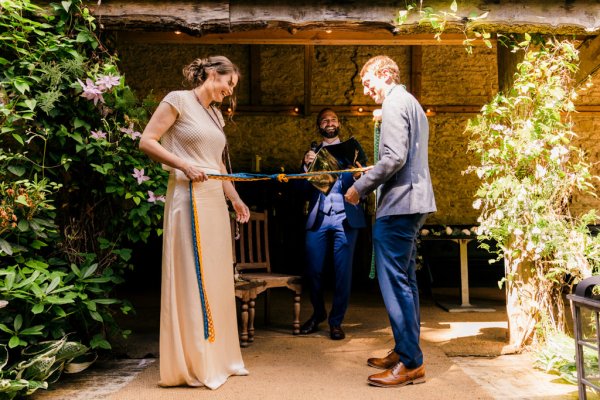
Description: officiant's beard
xmin=319 ymin=126 xmax=339 ymax=139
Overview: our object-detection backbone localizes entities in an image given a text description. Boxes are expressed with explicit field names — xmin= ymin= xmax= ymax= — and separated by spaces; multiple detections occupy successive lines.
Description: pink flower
xmin=120 ymin=124 xmax=142 ymax=140
xmin=91 ymin=129 xmax=107 ymax=139
xmin=95 ymin=74 xmax=121 ymax=91
xmin=147 ymin=191 xmax=166 ymax=203
xmin=132 ymin=168 xmax=150 ymax=184
xmin=77 ymin=78 xmax=104 ymax=105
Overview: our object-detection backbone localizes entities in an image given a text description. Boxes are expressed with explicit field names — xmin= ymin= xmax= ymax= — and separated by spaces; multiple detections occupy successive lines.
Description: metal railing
xmin=567 ymin=275 xmax=600 ymax=399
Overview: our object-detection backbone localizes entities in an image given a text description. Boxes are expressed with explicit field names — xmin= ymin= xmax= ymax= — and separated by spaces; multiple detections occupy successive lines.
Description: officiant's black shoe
xmin=300 ymin=316 xmax=325 ymax=335
xmin=330 ymin=325 xmax=345 ymax=340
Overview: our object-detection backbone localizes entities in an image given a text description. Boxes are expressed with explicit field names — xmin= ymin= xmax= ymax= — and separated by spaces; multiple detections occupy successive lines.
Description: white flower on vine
xmin=472 ymin=198 xmax=482 ymax=210
xmin=445 ymin=226 xmax=453 ymax=235
xmin=372 ymin=109 xmax=382 ymax=122
xmin=550 ymin=145 xmax=568 ymax=161
xmin=513 ymin=228 xmax=523 ymax=236
xmin=526 ymin=241 xmax=535 ymax=252
xmin=532 ymin=226 xmax=541 ymax=235
xmin=535 ymin=164 xmax=547 ymax=179
xmin=490 ymin=124 xmax=506 ymax=132
xmin=476 ymin=168 xmax=485 ymax=179
xmin=494 ymin=209 xmax=504 ymax=220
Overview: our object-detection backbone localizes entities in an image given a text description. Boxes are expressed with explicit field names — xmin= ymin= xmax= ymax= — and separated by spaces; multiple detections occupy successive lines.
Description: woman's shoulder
xmin=163 ymin=90 xmax=192 ymax=102
xmin=162 ymin=90 xmax=194 ymax=114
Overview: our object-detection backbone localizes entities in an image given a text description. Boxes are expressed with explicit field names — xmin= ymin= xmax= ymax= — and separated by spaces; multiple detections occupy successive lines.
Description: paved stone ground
xmin=30 ymin=359 xmax=155 ymax=400
xmin=30 ymin=289 xmax=586 ymax=399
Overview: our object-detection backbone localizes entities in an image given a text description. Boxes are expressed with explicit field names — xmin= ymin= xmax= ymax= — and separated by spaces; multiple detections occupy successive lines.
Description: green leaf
xmin=9 ymin=336 xmax=21 ymax=348
xmin=17 ymin=219 xmax=29 ymax=232
xmin=90 ymin=334 xmax=111 ymax=350
xmin=11 ymin=133 xmax=24 ymax=145
xmin=46 ymin=276 xmax=61 ymax=294
xmin=61 ymin=1 xmax=72 ymax=12
xmin=15 ymin=195 xmax=29 ymax=206
xmin=81 ymin=263 xmax=98 ymax=279
xmin=14 ymin=314 xmax=23 ymax=331
xmin=8 ymin=165 xmax=26 ymax=176
xmin=93 ymin=298 xmax=119 ymax=305
xmin=14 ymin=79 xmax=30 ymax=94
xmin=89 ymin=310 xmax=103 ymax=322
xmin=25 ymin=260 xmax=49 ymax=269
xmin=0 ymin=324 xmax=13 ymax=335
xmin=73 ymin=118 xmax=86 ymax=129
xmin=450 ymin=0 xmax=457 ymax=13
xmin=30 ymin=240 xmax=47 ymax=249
xmin=32 ymin=303 xmax=45 ymax=314
xmin=0 ymin=238 xmax=14 ymax=255
xmin=20 ymin=325 xmax=44 ymax=335
xmin=70 ymin=263 xmax=81 ymax=276
xmin=4 ymin=271 xmax=15 ymax=290
xmin=24 ymin=99 xmax=36 ymax=110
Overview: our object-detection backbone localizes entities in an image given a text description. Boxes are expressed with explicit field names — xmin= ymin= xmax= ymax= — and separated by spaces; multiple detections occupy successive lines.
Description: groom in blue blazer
xmin=346 ymin=56 xmax=436 ymax=388
xmin=299 ymin=108 xmax=366 ymax=340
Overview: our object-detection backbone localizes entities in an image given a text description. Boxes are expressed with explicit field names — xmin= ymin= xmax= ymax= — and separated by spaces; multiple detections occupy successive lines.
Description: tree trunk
xmin=503 ymin=257 xmax=537 ymax=354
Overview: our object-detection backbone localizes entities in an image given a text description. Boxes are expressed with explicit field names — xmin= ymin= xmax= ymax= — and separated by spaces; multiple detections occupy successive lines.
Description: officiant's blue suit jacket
xmin=303 ymin=172 xmax=366 ymax=230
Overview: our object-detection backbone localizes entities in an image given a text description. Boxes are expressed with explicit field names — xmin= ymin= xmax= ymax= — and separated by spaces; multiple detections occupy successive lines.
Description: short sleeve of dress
xmin=162 ymin=91 xmax=182 ymax=115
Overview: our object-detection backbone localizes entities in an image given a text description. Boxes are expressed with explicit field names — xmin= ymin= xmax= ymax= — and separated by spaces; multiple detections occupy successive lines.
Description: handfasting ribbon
xmin=189 ymin=181 xmax=215 ymax=342
xmin=204 ymin=166 xmax=371 ymax=182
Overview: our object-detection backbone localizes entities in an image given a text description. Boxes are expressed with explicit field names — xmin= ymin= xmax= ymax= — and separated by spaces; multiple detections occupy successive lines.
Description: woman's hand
xmin=231 ymin=198 xmax=250 ymax=223
xmin=182 ymin=164 xmax=208 ymax=182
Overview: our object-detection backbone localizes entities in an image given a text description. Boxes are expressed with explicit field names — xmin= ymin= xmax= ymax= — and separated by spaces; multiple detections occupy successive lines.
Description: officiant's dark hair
xmin=316 ymin=108 xmax=337 ymax=127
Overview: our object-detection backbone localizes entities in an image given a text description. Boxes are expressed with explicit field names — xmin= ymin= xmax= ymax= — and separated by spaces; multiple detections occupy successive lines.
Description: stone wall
xmin=114 ymin=39 xmax=600 ymax=225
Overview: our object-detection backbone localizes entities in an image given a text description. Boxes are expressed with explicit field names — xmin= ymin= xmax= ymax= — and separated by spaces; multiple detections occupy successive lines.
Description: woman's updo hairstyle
xmin=183 ymin=55 xmax=240 ymax=87
xmin=183 ymin=56 xmax=240 ymax=113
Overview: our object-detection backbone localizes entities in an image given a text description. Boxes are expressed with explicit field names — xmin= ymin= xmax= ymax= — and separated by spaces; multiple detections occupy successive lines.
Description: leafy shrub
xmin=1 ymin=0 xmax=166 ymax=395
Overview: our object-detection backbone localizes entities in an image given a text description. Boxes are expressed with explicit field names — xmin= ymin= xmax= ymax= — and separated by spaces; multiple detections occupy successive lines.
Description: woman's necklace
xmin=193 ymin=89 xmax=225 ymax=135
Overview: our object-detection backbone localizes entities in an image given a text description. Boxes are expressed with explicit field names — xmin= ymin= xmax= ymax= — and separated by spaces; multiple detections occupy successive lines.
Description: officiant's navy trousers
xmin=374 ymin=213 xmax=428 ymax=369
xmin=305 ymin=211 xmax=359 ymax=327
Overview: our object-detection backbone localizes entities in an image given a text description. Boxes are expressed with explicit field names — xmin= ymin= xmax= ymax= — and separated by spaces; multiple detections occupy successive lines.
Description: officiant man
xmin=298 ymin=108 xmax=366 ymax=340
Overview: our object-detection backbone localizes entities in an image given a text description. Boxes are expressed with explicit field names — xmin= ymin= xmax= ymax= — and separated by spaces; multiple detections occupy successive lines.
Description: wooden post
xmin=304 ymin=45 xmax=314 ymax=117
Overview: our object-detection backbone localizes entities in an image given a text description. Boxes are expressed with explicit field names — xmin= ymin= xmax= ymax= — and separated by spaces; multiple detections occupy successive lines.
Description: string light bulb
xmin=174 ymin=30 xmax=182 ymax=35
xmin=357 ymin=107 xmax=364 ymax=113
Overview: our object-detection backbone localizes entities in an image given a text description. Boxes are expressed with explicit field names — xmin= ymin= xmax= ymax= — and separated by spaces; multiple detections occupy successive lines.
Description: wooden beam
xmin=223 ymin=104 xmax=600 ymax=116
xmin=497 ymin=42 xmax=524 ymax=94
xmin=410 ymin=46 xmax=423 ymax=101
xmin=113 ymin=30 xmax=484 ymax=46
xmin=575 ymin=35 xmax=600 ymax=87
xmin=249 ymin=46 xmax=262 ymax=105
xmin=92 ymin=1 xmax=600 ymax=36
xmin=304 ymin=45 xmax=314 ymax=117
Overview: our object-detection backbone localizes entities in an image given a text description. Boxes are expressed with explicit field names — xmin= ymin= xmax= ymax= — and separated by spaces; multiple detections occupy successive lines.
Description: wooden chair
xmin=232 ymin=210 xmax=302 ymax=343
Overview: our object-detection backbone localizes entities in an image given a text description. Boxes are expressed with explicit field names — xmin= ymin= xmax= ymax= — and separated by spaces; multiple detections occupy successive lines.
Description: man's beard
xmin=319 ymin=126 xmax=339 ymax=139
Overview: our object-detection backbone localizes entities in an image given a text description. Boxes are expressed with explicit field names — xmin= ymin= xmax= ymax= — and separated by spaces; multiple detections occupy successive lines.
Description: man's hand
xmin=303 ymin=150 xmax=316 ymax=166
xmin=344 ymin=186 xmax=360 ymax=205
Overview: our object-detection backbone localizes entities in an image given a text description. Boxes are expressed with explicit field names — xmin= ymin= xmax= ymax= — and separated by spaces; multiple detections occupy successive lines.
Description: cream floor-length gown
xmin=157 ymin=90 xmax=247 ymax=389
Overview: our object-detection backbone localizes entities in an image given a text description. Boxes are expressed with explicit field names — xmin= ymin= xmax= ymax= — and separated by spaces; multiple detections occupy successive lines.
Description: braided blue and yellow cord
xmin=189 ymin=181 xmax=215 ymax=342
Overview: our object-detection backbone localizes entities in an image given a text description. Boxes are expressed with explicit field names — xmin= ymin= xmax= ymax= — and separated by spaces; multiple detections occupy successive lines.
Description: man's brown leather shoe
xmin=330 ymin=325 xmax=345 ymax=340
xmin=367 ymin=350 xmax=400 ymax=369
xmin=367 ymin=362 xmax=426 ymax=388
